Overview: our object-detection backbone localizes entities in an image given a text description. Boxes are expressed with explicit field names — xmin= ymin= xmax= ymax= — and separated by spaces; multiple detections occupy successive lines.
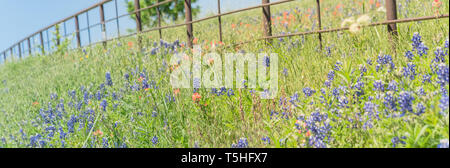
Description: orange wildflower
xmin=128 ymin=41 xmax=133 ymax=48
xmin=32 ymin=101 xmax=39 ymax=106
xmin=192 ymin=92 xmax=201 ymax=102
xmin=193 ymin=38 xmax=199 ymax=44
xmin=305 ymin=130 xmax=311 ymax=137
xmin=93 ymin=130 xmax=103 ymax=137
xmin=173 ymin=89 xmax=180 ymax=96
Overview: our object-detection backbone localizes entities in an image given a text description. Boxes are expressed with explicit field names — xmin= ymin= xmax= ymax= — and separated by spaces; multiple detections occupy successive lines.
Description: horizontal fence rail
xmin=1 ymin=0 xmax=449 ymax=64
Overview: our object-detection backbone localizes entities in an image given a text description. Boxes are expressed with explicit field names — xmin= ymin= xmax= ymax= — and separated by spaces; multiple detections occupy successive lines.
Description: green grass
xmin=0 ymin=0 xmax=448 ymax=148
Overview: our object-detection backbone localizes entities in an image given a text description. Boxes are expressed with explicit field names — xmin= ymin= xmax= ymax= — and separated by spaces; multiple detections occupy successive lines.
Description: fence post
xmin=115 ymin=0 xmax=121 ymax=37
xmin=157 ymin=6 xmax=162 ymax=40
xmin=10 ymin=48 xmax=13 ymax=58
xmin=262 ymin=0 xmax=272 ymax=44
xmin=75 ymin=15 xmax=82 ymax=48
xmin=27 ymin=38 xmax=32 ymax=56
xmin=40 ymin=31 xmax=45 ymax=54
xmin=99 ymin=3 xmax=107 ymax=47
xmin=185 ymin=0 xmax=193 ymax=48
xmin=18 ymin=43 xmax=22 ymax=59
xmin=316 ymin=0 xmax=323 ymax=50
xmin=134 ymin=0 xmax=142 ymax=48
xmin=217 ymin=0 xmax=223 ymax=42
xmin=386 ymin=0 xmax=398 ymax=46
xmin=3 ymin=52 xmax=5 ymax=63
xmin=55 ymin=24 xmax=61 ymax=48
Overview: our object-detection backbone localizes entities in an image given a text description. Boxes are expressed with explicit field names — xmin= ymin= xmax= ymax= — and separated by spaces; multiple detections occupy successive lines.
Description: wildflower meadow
xmin=0 ymin=0 xmax=448 ymax=149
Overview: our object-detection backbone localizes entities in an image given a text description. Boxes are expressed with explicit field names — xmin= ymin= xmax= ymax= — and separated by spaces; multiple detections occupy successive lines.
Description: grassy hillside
xmin=0 ymin=0 xmax=448 ymax=148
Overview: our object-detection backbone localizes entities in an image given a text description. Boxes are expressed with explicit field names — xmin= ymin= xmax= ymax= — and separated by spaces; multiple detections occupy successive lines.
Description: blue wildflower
xmin=105 ymin=72 xmax=113 ymax=86
xmin=152 ymin=136 xmax=158 ymax=145
xmin=398 ymin=91 xmax=415 ymax=114
xmin=231 ymin=138 xmax=248 ymax=148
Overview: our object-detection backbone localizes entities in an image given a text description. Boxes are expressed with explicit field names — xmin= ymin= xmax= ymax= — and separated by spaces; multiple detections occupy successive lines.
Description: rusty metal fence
xmin=1 ymin=0 xmax=449 ymax=64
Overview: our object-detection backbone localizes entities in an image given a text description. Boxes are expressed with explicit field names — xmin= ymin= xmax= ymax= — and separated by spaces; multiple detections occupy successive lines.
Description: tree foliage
xmin=126 ymin=0 xmax=200 ymax=29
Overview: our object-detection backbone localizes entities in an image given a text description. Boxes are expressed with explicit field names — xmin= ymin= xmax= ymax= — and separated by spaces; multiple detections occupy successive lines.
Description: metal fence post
xmin=386 ymin=0 xmax=398 ymax=41
xmin=316 ymin=0 xmax=323 ymax=50
xmin=157 ymin=6 xmax=162 ymax=39
xmin=218 ymin=0 xmax=223 ymax=42
xmin=10 ymin=48 xmax=13 ymax=58
xmin=185 ymin=0 xmax=193 ymax=48
xmin=134 ymin=0 xmax=142 ymax=48
xmin=115 ymin=0 xmax=121 ymax=37
xmin=3 ymin=52 xmax=6 ymax=62
xmin=40 ymin=31 xmax=45 ymax=54
xmin=18 ymin=43 xmax=22 ymax=59
xmin=27 ymin=38 xmax=32 ymax=56
xmin=262 ymin=0 xmax=272 ymax=44
xmin=75 ymin=15 xmax=82 ymax=48
xmin=99 ymin=3 xmax=107 ymax=47
xmin=55 ymin=25 xmax=61 ymax=48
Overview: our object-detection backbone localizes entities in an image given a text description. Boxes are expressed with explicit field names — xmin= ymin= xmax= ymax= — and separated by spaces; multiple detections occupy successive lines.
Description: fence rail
xmin=1 ymin=0 xmax=449 ymax=63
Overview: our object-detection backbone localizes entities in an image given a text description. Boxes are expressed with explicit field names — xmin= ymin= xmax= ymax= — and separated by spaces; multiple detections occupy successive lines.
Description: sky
xmin=0 ymin=0 xmax=272 ymax=55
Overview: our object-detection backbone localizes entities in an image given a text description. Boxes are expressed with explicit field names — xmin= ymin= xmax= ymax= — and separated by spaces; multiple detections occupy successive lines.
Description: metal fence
xmin=1 ymin=0 xmax=449 ymax=64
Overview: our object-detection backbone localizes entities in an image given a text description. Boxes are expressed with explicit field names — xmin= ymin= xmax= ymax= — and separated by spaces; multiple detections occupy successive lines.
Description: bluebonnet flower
xmin=366 ymin=59 xmax=373 ymax=66
xmin=261 ymin=136 xmax=271 ymax=145
xmin=231 ymin=138 xmax=249 ymax=148
xmin=67 ymin=115 xmax=77 ymax=133
xmin=402 ymin=63 xmax=417 ymax=80
xmin=324 ymin=80 xmax=331 ymax=87
xmin=45 ymin=126 xmax=56 ymax=138
xmin=124 ymin=73 xmax=129 ymax=81
xmin=433 ymin=47 xmax=446 ymax=63
xmin=404 ymin=50 xmax=414 ymax=60
xmin=416 ymin=87 xmax=426 ymax=96
xmin=445 ymin=39 xmax=449 ymax=49
xmin=59 ymin=127 xmax=66 ymax=140
xmin=384 ymin=93 xmax=398 ymax=111
xmin=373 ymin=80 xmax=385 ymax=92
xmin=289 ymin=93 xmax=299 ymax=104
xmin=359 ymin=64 xmax=367 ymax=76
xmin=227 ymin=89 xmax=234 ymax=97
xmin=150 ymin=48 xmax=159 ymax=55
xmin=193 ymin=77 xmax=200 ymax=89
xmin=303 ymin=87 xmax=316 ymax=97
xmin=436 ymin=63 xmax=449 ymax=85
xmin=327 ymin=70 xmax=335 ymax=81
xmin=325 ymin=46 xmax=331 ymax=57
xmin=50 ymin=93 xmax=58 ymax=100
xmin=398 ymin=91 xmax=415 ymax=114
xmin=376 ymin=64 xmax=382 ymax=72
xmin=422 ymin=74 xmax=432 ymax=84
xmin=334 ymin=61 xmax=343 ymax=71
xmin=20 ymin=129 xmax=27 ymax=141
xmin=332 ymin=87 xmax=340 ymax=97
xmin=415 ymin=103 xmax=426 ymax=116
xmin=354 ymin=79 xmax=364 ymax=90
xmin=263 ymin=55 xmax=270 ymax=67
xmin=392 ymin=136 xmax=406 ymax=147
xmin=387 ymin=80 xmax=398 ymax=92
xmin=152 ymin=136 xmax=158 ymax=145
xmin=437 ymin=139 xmax=449 ymax=148
xmin=102 ymin=137 xmax=109 ymax=148
xmin=105 ymin=72 xmax=113 ymax=86
xmin=338 ymin=96 xmax=349 ymax=108
xmin=96 ymin=90 xmax=102 ymax=101
xmin=100 ymin=99 xmax=107 ymax=111
xmin=411 ymin=32 xmax=429 ymax=56
xmin=439 ymin=90 xmax=449 ymax=116
xmin=282 ymin=68 xmax=288 ymax=76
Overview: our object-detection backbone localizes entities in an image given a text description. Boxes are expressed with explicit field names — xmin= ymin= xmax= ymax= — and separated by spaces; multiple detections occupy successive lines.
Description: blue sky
xmin=0 ymin=0 xmax=270 ymax=54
